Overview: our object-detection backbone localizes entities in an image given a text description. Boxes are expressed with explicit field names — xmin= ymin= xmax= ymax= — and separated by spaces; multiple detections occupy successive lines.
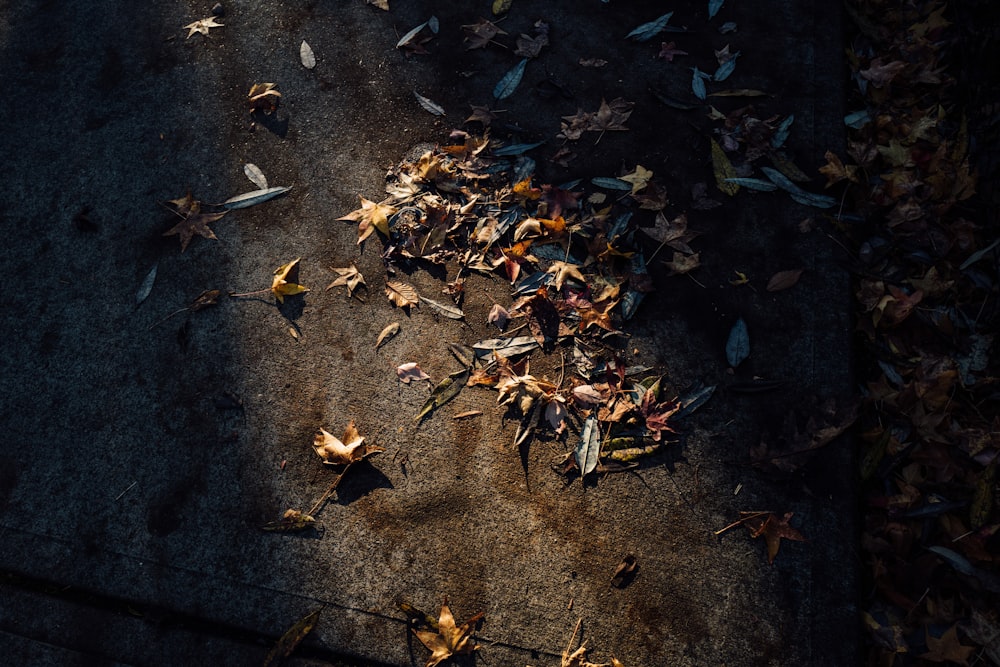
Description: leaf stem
xmin=229 ymin=288 xmax=272 ymax=298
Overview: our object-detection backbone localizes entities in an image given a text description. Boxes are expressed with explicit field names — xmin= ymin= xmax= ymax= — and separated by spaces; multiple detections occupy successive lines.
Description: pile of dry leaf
xmin=830 ymin=1 xmax=999 ymax=663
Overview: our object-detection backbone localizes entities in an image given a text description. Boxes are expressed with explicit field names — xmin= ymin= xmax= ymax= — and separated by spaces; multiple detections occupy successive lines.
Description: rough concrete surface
xmin=0 ymin=1 xmax=856 ymax=665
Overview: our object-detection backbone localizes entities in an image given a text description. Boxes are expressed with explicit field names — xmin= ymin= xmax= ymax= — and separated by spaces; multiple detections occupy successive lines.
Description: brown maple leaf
xmin=921 ymin=625 xmax=975 ymax=665
xmin=326 ymin=264 xmax=366 ymax=298
xmin=462 ymin=18 xmax=506 ymax=50
xmin=466 ymin=104 xmax=498 ymax=127
xmin=746 ymin=512 xmax=806 ymax=564
xmin=162 ymin=194 xmax=227 ymax=252
xmin=412 ymin=598 xmax=483 ymax=667
xmin=587 ymin=98 xmax=633 ymax=142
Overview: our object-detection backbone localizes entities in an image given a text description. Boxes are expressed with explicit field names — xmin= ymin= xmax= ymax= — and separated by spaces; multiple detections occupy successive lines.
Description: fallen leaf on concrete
xmin=766 ymin=268 xmax=804 ymax=292
xmin=415 ymin=369 xmax=469 ymax=424
xmin=494 ymin=58 xmax=528 ymax=100
xmin=575 ymin=414 xmax=600 ymax=476
xmin=412 ymin=598 xmax=483 ymax=667
xmin=271 ymin=258 xmax=308 ymax=303
xmin=711 ymin=138 xmax=740 ymax=196
xmin=184 ymin=17 xmax=223 ymax=39
xmin=299 ymin=40 xmax=316 ymax=69
xmin=492 ymin=0 xmax=512 ymax=15
xmin=244 ymin=163 xmax=268 ymax=190
xmin=626 ymin=12 xmax=674 ymax=41
xmin=558 ymin=618 xmax=621 ymax=667
xmin=136 ymin=262 xmax=157 ymax=305
xmin=725 ymin=317 xmax=749 ymax=367
xmin=339 ymin=196 xmax=397 ymax=244
xmin=488 ymin=303 xmax=509 ymax=330
xmin=326 ymin=264 xmax=366 ymax=298
xmin=222 ymin=186 xmax=291 ymax=210
xmin=420 ymin=296 xmax=464 ymax=319
xmin=367 ymin=0 xmax=389 ymax=9
xmin=414 ymin=90 xmax=445 ymax=116
xmin=248 ymin=82 xmax=281 ymax=114
xmin=262 ymin=609 xmax=321 ymax=667
xmin=261 ymin=508 xmax=317 ymax=532
xmin=453 ymin=410 xmax=483 ymax=419
xmin=657 ymin=41 xmax=688 ymax=62
xmin=462 ymin=18 xmax=507 ymax=50
xmin=385 ymin=280 xmax=420 ymax=308
xmin=162 ymin=193 xmax=226 ymax=252
xmin=748 ymin=512 xmax=806 ymax=564
xmin=611 ymin=554 xmax=638 ymax=588
xmin=375 ymin=322 xmax=400 ymax=350
xmin=313 ymin=420 xmax=383 ymax=466
xmin=397 ymin=362 xmax=431 ymax=384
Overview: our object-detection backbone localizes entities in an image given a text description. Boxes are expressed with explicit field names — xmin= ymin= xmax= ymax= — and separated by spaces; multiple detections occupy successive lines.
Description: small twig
xmin=713 ymin=511 xmax=771 ymax=536
xmin=148 ymin=307 xmax=189 ymax=331
xmin=115 ymin=481 xmax=137 ymax=501
xmin=307 ymin=463 xmax=353 ymax=517
xmin=229 ymin=288 xmax=273 ymax=299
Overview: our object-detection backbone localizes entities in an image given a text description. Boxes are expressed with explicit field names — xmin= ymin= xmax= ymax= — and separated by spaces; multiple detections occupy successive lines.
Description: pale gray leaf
xmin=299 ymin=40 xmax=316 ymax=69
xmin=222 ymin=186 xmax=292 ymax=210
xmin=396 ymin=20 xmax=427 ymax=48
xmin=574 ymin=414 xmax=601 ymax=476
xmin=420 ymin=296 xmax=464 ymax=320
xmin=136 ymin=262 xmax=158 ymax=305
xmin=243 ymin=163 xmax=268 ymax=190
xmin=414 ymin=90 xmax=445 ymax=116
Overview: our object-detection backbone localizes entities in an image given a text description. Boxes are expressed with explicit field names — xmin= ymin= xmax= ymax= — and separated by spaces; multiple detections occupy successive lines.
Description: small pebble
xmin=211 ymin=3 xmax=225 ymax=17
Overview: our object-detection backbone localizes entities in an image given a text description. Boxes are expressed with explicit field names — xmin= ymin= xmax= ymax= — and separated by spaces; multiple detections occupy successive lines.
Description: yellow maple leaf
xmin=338 ymin=196 xmax=396 ymax=244
xmin=412 ymin=599 xmax=483 ymax=667
xmin=271 ymin=258 xmax=309 ymax=303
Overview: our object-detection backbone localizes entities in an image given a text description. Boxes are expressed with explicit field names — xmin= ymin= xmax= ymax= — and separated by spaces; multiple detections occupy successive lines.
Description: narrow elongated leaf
xmin=724 ymin=177 xmax=778 ymax=191
xmin=725 ymin=317 xmax=750 ymax=367
xmin=243 ymin=163 xmax=268 ymax=189
xmin=396 ymin=20 xmax=427 ymax=48
xmin=472 ymin=336 xmax=539 ymax=357
xmin=299 ymin=40 xmax=316 ymax=69
xmin=713 ymin=54 xmax=739 ymax=82
xmin=136 ymin=262 xmax=157 ymax=305
xmin=591 ymin=176 xmax=632 ymax=191
xmin=788 ymin=191 xmax=838 ymax=208
xmin=222 ymin=186 xmax=292 ymax=210
xmin=959 ymin=238 xmax=1000 ymax=270
xmin=844 ymin=109 xmax=871 ymax=129
xmin=494 ymin=58 xmax=528 ymax=100
xmin=575 ymin=414 xmax=601 ymax=475
xmin=626 ymin=12 xmax=674 ymax=41
xmin=708 ymin=0 xmax=725 ymax=19
xmin=414 ymin=90 xmax=445 ymax=116
xmin=492 ymin=141 xmax=544 ymax=156
xmin=262 ymin=609 xmax=322 ymax=667
xmin=711 ymin=139 xmax=739 ymax=196
xmin=420 ymin=296 xmax=464 ymax=319
xmin=675 ymin=383 xmax=716 ymax=419
xmin=771 ymin=115 xmax=794 ymax=148
xmin=415 ymin=369 xmax=469 ymax=423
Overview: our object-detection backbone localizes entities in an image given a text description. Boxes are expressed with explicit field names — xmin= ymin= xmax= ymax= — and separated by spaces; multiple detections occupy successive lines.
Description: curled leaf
xmin=271 ymin=258 xmax=309 ymax=303
xmin=375 ymin=322 xmax=400 ymax=350
xmin=313 ymin=421 xmax=383 ymax=465
xmin=397 ymin=362 xmax=431 ymax=384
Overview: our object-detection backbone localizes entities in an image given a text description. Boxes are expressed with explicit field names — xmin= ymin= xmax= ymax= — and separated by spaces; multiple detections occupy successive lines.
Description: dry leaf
xmin=313 ymin=421 xmax=383 ymax=466
xmin=412 ymin=598 xmax=483 ymax=667
xmin=326 ymin=264 xmax=366 ymax=297
xmin=546 ymin=261 xmax=587 ymax=290
xmin=243 ymin=163 xmax=268 ymax=190
xmin=367 ymin=0 xmax=389 ymax=9
xmin=397 ymin=362 xmax=431 ymax=384
xmin=261 ymin=508 xmax=317 ymax=532
xmin=619 ymin=165 xmax=653 ymax=194
xmin=162 ymin=193 xmax=226 ymax=252
xmin=375 ymin=322 xmax=400 ymax=350
xmin=299 ymin=40 xmax=316 ymax=69
xmin=271 ymin=258 xmax=309 ymax=303
xmin=262 ymin=609 xmax=321 ymax=667
xmin=339 ymin=196 xmax=397 ymax=244
xmin=711 ymin=138 xmax=740 ymax=196
xmin=663 ymin=252 xmax=700 ymax=275
xmin=184 ymin=17 xmax=224 ymax=39
xmin=488 ymin=303 xmax=509 ymax=330
xmin=385 ymin=280 xmax=420 ymax=308
xmin=766 ymin=268 xmax=804 ymax=292
xmin=248 ymin=83 xmax=281 ymax=114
